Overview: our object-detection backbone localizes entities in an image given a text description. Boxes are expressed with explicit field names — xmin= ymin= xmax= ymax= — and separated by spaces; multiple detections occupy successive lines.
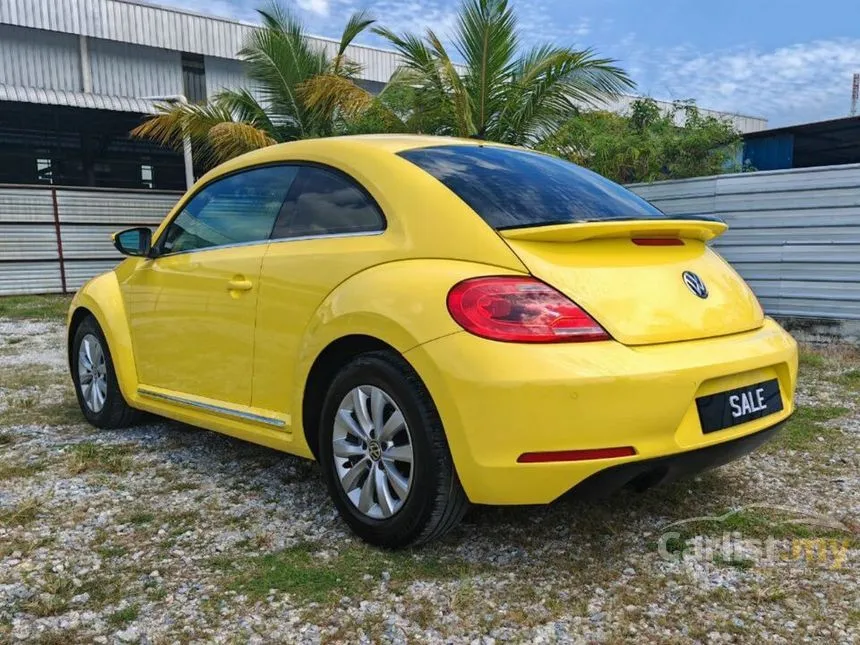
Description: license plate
xmin=696 ymin=378 xmax=783 ymax=434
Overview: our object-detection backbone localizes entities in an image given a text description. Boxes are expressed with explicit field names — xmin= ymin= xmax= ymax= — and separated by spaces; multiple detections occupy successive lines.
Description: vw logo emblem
xmin=682 ymin=271 xmax=708 ymax=299
xmin=368 ymin=441 xmax=382 ymax=461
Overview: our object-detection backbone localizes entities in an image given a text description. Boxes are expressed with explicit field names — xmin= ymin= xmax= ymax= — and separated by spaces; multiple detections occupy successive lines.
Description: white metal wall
xmin=0 ymin=24 xmax=81 ymax=91
xmin=0 ymin=185 xmax=179 ymax=295
xmin=89 ymin=38 xmax=183 ymax=97
xmin=204 ymin=56 xmax=261 ymax=100
xmin=0 ymin=0 xmax=399 ymax=83
xmin=628 ymin=163 xmax=860 ymax=320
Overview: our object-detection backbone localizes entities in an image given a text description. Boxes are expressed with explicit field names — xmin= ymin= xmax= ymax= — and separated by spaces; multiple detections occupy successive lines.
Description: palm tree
xmin=375 ymin=0 xmax=635 ymax=146
xmin=131 ymin=3 xmax=379 ymax=167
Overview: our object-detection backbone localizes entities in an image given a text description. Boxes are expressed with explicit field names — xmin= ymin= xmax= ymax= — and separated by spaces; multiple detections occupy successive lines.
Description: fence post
xmin=50 ymin=187 xmax=68 ymax=294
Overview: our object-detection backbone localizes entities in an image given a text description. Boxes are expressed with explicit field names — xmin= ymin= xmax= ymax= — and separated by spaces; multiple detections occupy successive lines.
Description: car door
xmin=121 ymin=165 xmax=299 ymax=407
xmin=252 ymin=164 xmax=390 ymax=426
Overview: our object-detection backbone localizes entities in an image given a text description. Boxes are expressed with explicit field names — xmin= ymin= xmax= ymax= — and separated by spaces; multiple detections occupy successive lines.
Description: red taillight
xmin=517 ymin=446 xmax=636 ymax=463
xmin=446 ymin=276 xmax=610 ymax=343
xmin=631 ymin=238 xmax=684 ymax=246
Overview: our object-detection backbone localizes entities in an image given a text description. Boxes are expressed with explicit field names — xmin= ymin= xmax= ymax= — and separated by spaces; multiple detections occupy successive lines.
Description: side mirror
xmin=112 ymin=227 xmax=152 ymax=257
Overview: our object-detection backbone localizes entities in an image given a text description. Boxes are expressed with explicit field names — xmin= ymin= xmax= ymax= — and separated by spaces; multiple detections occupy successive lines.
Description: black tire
xmin=318 ymin=350 xmax=469 ymax=548
xmin=70 ymin=315 xmax=140 ymax=429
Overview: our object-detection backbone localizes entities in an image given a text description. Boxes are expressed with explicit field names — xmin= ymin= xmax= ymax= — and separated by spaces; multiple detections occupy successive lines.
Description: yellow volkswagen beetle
xmin=67 ymin=135 xmax=797 ymax=547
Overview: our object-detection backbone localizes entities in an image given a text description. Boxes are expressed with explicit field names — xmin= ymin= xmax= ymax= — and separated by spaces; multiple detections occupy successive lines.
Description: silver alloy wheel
xmin=332 ymin=385 xmax=414 ymax=520
xmin=78 ymin=333 xmax=107 ymax=413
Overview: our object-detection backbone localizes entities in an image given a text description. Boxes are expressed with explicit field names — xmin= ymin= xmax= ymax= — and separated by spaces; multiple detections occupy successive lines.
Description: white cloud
xmin=625 ymin=38 xmax=860 ymax=126
xmin=305 ymin=0 xmax=594 ymax=52
xmin=296 ymin=0 xmax=330 ymax=17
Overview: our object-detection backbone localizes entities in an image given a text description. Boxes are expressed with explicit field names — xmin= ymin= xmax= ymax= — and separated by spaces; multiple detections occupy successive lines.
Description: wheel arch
xmin=292 ymin=259 xmax=520 ymax=460
xmin=67 ymin=306 xmax=94 ymax=365
xmin=301 ymin=334 xmax=400 ymax=460
xmin=67 ymin=272 xmax=139 ymax=402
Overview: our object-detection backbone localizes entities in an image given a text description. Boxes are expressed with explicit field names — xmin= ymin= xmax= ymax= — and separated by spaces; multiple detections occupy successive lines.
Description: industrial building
xmin=742 ymin=115 xmax=860 ymax=171
xmin=1 ymin=0 xmax=768 ymax=190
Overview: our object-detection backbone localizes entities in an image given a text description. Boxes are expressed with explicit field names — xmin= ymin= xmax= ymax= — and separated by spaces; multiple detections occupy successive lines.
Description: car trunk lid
xmin=499 ymin=219 xmax=764 ymax=346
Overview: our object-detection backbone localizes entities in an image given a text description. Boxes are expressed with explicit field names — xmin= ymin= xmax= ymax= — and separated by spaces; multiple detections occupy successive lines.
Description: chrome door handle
xmin=226 ymin=279 xmax=253 ymax=292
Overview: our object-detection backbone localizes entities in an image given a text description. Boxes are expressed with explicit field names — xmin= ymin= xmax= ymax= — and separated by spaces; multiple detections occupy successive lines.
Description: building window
xmin=141 ymin=164 xmax=154 ymax=189
xmin=181 ymin=53 xmax=206 ymax=104
xmin=36 ymin=157 xmax=53 ymax=184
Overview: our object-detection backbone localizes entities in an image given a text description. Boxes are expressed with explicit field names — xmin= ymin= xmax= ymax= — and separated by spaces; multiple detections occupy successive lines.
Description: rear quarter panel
xmin=275 ymin=259 xmax=526 ymax=457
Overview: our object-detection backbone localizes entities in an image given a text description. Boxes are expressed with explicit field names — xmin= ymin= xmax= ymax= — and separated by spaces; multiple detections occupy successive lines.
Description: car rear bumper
xmin=405 ymin=317 xmax=798 ymax=505
xmin=567 ymin=417 xmax=785 ymax=499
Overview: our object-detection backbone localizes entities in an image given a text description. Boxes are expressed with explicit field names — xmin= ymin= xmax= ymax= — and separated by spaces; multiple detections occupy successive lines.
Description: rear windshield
xmin=399 ymin=144 xmax=667 ymax=229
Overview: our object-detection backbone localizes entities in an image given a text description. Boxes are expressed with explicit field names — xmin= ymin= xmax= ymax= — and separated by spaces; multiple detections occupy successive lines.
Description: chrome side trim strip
xmin=153 ymin=229 xmax=385 ymax=259
xmin=155 ymin=239 xmax=270 ymax=258
xmin=138 ymin=388 xmax=286 ymax=428
xmin=269 ymin=229 xmax=386 ymax=246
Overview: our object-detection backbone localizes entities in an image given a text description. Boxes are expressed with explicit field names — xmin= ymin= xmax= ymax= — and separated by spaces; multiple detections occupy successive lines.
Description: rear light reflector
xmin=632 ymin=238 xmax=684 ymax=246
xmin=446 ymin=276 xmax=610 ymax=343
xmin=517 ymin=446 xmax=636 ymax=463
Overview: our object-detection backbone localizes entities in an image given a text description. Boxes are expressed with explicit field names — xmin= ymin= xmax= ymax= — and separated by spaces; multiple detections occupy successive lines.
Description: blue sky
xmin=164 ymin=0 xmax=860 ymax=127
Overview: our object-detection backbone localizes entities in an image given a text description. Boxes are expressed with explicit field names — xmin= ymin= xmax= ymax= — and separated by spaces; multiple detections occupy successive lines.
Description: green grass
xmin=0 ymin=498 xmax=44 ymax=527
xmin=216 ymin=542 xmax=478 ymax=604
xmin=766 ymin=404 xmax=849 ymax=452
xmin=96 ymin=544 xmax=129 ymax=559
xmin=0 ymin=295 xmax=72 ymax=321
xmin=798 ymin=346 xmax=826 ymax=369
xmin=0 ymin=535 xmax=55 ymax=559
xmin=0 ymin=460 xmax=46 ymax=481
xmin=106 ymin=604 xmax=140 ymax=627
xmin=124 ymin=510 xmax=156 ymax=525
xmin=664 ymin=506 xmax=859 ymax=552
xmin=29 ymin=630 xmax=85 ymax=645
xmin=0 ymin=365 xmax=82 ymax=427
xmin=832 ymin=368 xmax=860 ymax=389
xmin=712 ymin=553 xmax=755 ymax=570
xmin=68 ymin=442 xmax=135 ymax=475
xmin=21 ymin=571 xmax=76 ymax=617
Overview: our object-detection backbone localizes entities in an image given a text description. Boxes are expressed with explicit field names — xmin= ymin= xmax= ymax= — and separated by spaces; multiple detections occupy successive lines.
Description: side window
xmin=271 ymin=166 xmax=385 ymax=240
xmin=159 ymin=165 xmax=299 ymax=254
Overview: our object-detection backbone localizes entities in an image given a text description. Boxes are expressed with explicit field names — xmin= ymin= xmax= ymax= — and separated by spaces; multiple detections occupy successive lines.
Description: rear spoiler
xmin=499 ymin=219 xmax=727 ymax=243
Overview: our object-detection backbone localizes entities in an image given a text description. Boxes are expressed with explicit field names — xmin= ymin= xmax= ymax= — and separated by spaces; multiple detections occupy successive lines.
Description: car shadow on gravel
xmin=117 ymin=414 xmax=744 ymax=558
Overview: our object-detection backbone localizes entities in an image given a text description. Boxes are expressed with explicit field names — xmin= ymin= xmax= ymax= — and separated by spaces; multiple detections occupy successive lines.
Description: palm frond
xmin=454 ymin=0 xmax=517 ymax=132
xmin=131 ymin=101 xmax=234 ymax=150
xmin=130 ymin=105 xmax=188 ymax=149
xmin=299 ymin=74 xmax=375 ymax=119
xmin=241 ymin=3 xmax=326 ymax=137
xmin=207 ymin=122 xmax=277 ymax=163
xmin=373 ymin=27 xmax=444 ymax=88
xmin=337 ymin=10 xmax=376 ymax=59
xmin=551 ymin=47 xmax=635 ymax=105
xmin=425 ymin=29 xmax=474 ymax=137
xmin=499 ymin=46 xmax=634 ymax=145
xmin=214 ymin=88 xmax=277 ymax=135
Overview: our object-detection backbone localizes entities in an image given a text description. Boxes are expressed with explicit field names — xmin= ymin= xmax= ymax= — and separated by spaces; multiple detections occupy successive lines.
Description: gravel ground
xmin=1 ymin=315 xmax=858 ymax=644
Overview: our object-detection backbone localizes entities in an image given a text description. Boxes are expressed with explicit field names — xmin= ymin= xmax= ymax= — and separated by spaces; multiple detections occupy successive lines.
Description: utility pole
xmin=852 ymin=73 xmax=859 ymax=117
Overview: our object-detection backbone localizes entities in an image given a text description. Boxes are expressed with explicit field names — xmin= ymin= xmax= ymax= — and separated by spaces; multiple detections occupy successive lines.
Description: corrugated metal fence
xmin=628 ymin=163 xmax=860 ymax=320
xmin=1 ymin=162 xmax=859 ymax=320
xmin=0 ymin=185 xmax=179 ymax=295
